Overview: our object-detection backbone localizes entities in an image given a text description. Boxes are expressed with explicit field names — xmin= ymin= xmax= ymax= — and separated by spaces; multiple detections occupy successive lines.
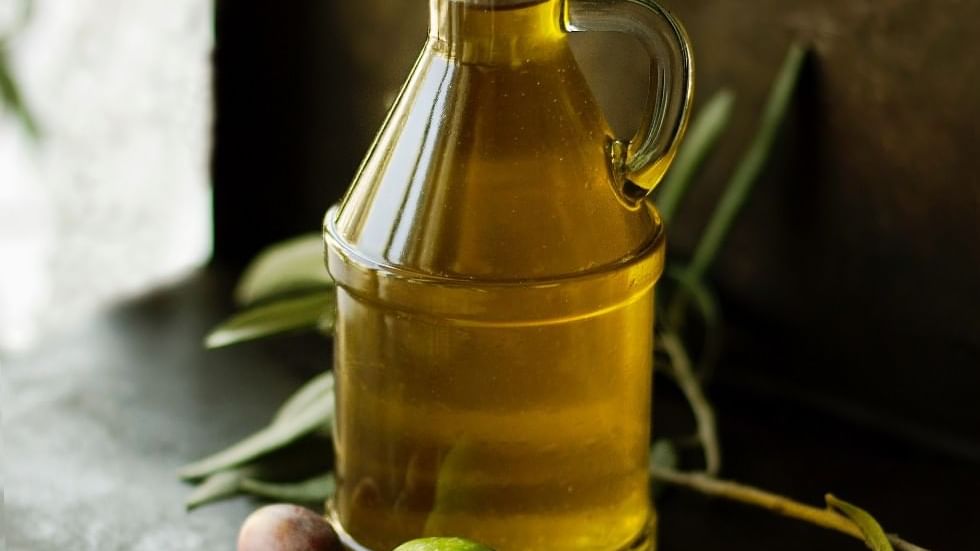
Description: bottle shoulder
xmin=330 ymin=46 xmax=663 ymax=282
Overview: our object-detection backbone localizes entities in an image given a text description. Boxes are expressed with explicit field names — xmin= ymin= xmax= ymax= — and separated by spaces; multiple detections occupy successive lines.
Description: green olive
xmin=393 ymin=537 xmax=496 ymax=551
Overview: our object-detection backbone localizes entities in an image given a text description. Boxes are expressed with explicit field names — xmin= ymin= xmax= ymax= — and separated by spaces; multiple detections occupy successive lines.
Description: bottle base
xmin=325 ymin=512 xmax=372 ymax=551
xmin=325 ymin=504 xmax=657 ymax=551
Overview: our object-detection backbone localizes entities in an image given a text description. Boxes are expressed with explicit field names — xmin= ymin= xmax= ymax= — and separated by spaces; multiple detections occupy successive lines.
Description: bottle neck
xmin=428 ymin=0 xmax=566 ymax=64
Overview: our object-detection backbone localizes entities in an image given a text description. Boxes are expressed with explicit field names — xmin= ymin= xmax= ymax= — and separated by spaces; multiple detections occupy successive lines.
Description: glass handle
xmin=565 ymin=0 xmax=695 ymax=206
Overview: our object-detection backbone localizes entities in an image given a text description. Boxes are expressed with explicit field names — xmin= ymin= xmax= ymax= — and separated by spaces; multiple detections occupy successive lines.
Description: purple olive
xmin=237 ymin=504 xmax=340 ymax=551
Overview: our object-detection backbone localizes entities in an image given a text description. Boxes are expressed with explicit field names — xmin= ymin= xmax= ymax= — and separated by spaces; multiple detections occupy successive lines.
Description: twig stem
xmin=650 ymin=466 xmax=929 ymax=551
xmin=659 ymin=331 xmax=721 ymax=475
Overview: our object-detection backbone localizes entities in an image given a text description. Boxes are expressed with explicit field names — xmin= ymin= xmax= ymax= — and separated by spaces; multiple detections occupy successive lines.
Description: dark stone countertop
xmin=6 ymin=269 xmax=977 ymax=550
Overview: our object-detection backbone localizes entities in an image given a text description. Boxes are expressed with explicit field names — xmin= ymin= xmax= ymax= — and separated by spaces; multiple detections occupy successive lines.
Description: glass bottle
xmin=323 ymin=1 xmax=693 ymax=549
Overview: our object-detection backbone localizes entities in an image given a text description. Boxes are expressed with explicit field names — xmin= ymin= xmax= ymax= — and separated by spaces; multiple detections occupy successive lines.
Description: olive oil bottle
xmin=324 ymin=1 xmax=693 ymax=549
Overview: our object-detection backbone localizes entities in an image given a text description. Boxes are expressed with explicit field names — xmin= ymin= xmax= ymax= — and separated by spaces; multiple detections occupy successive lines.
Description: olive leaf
xmin=239 ymin=472 xmax=336 ymax=504
xmin=186 ymin=467 xmax=336 ymax=510
xmin=1 ymin=0 xmax=41 ymax=141
xmin=235 ymin=233 xmax=334 ymax=306
xmin=204 ymin=292 xmax=335 ymax=349
xmin=663 ymin=266 xmax=720 ymax=332
xmin=179 ymin=381 xmax=335 ymax=480
xmin=656 ymin=88 xmax=736 ymax=225
xmin=185 ymin=467 xmax=257 ymax=510
xmin=662 ymin=266 xmax=724 ymax=382
xmin=661 ymin=42 xmax=805 ymax=386
xmin=184 ymin=435 xmax=334 ymax=509
xmin=274 ymin=371 xmax=335 ymax=423
xmin=0 ymin=39 xmax=40 ymax=139
xmin=394 ymin=538 xmax=496 ymax=551
xmin=826 ymin=495 xmax=895 ymax=551
xmin=687 ymin=44 xmax=807 ymax=281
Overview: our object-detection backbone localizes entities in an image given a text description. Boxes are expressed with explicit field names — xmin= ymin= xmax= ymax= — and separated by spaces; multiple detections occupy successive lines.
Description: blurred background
xmin=2 ymin=0 xmax=978 ymax=548
xmin=1 ymin=0 xmax=212 ymax=350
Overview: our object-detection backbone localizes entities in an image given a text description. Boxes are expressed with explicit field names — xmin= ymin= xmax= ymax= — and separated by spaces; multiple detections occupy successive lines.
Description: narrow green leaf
xmin=183 ymin=436 xmax=334 ymax=510
xmin=656 ymin=88 xmax=736 ymax=225
xmin=179 ymin=389 xmax=335 ymax=480
xmin=273 ymin=371 xmax=335 ymax=424
xmin=394 ymin=538 xmax=495 ymax=551
xmin=235 ymin=234 xmax=334 ymax=306
xmin=664 ymin=266 xmax=720 ymax=331
xmin=0 ymin=40 xmax=40 ymax=139
xmin=185 ymin=467 xmax=255 ymax=510
xmin=204 ymin=292 xmax=334 ymax=349
xmin=826 ymin=495 xmax=895 ymax=551
xmin=240 ymin=472 xmax=336 ymax=504
xmin=688 ymin=44 xmax=808 ymax=281
xmin=662 ymin=266 xmax=724 ymax=381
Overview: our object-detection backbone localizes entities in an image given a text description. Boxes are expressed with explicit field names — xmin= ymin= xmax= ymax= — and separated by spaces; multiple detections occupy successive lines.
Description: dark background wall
xmin=665 ymin=0 xmax=980 ymax=460
xmin=211 ymin=0 xmax=979 ymax=459
xmin=211 ymin=0 xmax=427 ymax=267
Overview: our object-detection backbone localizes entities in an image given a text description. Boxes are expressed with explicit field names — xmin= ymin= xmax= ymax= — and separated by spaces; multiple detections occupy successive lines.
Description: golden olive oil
xmin=325 ymin=1 xmax=671 ymax=549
